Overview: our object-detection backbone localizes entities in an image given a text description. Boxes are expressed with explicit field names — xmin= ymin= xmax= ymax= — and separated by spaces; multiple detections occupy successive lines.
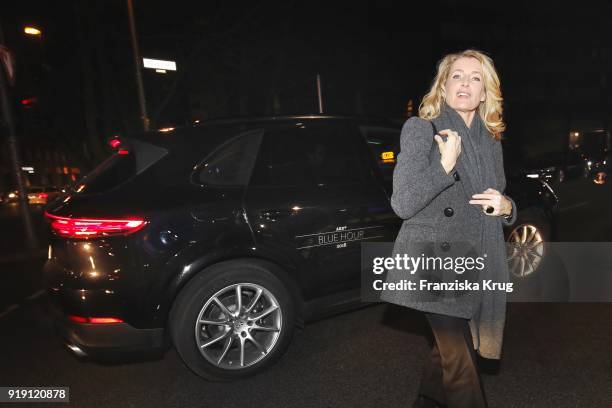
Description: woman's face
xmin=444 ymin=57 xmax=486 ymax=113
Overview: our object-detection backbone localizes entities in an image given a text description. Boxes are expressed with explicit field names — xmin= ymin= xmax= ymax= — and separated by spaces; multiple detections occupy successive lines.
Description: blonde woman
xmin=380 ymin=50 xmax=517 ymax=408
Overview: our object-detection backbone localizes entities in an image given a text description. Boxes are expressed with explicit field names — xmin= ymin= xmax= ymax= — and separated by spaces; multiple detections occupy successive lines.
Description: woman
xmin=379 ymin=49 xmax=517 ymax=408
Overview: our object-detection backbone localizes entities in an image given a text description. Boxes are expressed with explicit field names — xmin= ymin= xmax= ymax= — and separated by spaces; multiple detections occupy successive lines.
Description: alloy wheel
xmin=506 ymin=223 xmax=544 ymax=278
xmin=194 ymin=283 xmax=282 ymax=370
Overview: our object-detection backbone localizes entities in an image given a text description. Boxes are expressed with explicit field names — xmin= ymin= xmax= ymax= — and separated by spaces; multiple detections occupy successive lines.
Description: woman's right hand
xmin=434 ymin=129 xmax=462 ymax=174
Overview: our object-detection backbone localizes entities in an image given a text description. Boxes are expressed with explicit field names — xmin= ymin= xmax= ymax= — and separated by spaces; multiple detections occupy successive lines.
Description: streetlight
xmin=23 ymin=25 xmax=48 ymax=72
xmin=24 ymin=26 xmax=42 ymax=36
xmin=126 ymin=0 xmax=150 ymax=131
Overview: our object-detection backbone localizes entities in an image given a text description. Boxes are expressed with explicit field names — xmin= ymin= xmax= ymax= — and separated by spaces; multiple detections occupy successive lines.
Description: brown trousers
xmin=418 ymin=312 xmax=488 ymax=408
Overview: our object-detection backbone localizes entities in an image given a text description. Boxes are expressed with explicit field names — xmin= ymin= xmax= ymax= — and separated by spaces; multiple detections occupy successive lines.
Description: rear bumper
xmin=48 ymin=293 xmax=166 ymax=359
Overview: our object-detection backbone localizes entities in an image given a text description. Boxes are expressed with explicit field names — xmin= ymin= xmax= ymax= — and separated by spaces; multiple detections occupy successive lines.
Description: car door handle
xmin=259 ymin=209 xmax=293 ymax=219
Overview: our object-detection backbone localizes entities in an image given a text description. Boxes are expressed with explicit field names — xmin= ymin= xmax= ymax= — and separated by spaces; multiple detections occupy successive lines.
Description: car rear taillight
xmin=38 ymin=193 xmax=48 ymax=199
xmin=68 ymin=315 xmax=124 ymax=324
xmin=44 ymin=212 xmax=147 ymax=238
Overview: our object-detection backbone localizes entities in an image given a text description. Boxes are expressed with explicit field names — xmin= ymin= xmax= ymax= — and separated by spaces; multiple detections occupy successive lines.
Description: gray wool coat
xmin=379 ymin=104 xmax=517 ymax=359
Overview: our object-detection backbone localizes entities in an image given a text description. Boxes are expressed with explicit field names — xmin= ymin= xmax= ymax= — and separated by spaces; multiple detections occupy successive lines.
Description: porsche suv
xmin=43 ymin=115 xmax=557 ymax=380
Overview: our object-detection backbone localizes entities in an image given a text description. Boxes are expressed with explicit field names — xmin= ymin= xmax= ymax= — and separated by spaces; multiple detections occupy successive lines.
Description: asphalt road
xmin=1 ymin=299 xmax=612 ymax=408
xmin=1 ymin=201 xmax=612 ymax=407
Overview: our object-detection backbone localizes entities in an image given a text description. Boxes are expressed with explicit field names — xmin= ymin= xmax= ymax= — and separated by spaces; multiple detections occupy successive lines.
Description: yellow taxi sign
xmin=381 ymin=151 xmax=394 ymax=160
xmin=381 ymin=151 xmax=395 ymax=163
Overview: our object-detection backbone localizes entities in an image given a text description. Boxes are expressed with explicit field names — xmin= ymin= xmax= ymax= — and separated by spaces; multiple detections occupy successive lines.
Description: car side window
xmin=192 ymin=130 xmax=263 ymax=187
xmin=249 ymin=122 xmax=371 ymax=187
xmin=359 ymin=125 xmax=400 ymax=182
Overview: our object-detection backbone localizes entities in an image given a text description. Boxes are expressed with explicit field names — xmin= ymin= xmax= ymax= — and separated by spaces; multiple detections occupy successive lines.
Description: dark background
xmin=1 ymin=0 xmax=612 ymax=188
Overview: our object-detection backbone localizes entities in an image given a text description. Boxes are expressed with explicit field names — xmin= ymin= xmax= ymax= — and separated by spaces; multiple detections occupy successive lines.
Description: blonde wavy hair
xmin=418 ymin=49 xmax=505 ymax=140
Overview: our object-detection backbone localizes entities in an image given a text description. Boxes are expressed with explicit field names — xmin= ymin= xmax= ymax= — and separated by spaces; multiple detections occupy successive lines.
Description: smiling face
xmin=444 ymin=56 xmax=486 ymax=114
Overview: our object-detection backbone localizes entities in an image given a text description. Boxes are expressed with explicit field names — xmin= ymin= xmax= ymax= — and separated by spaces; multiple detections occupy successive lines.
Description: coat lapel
xmin=455 ymin=149 xmax=480 ymax=196
xmin=431 ymin=113 xmax=481 ymax=198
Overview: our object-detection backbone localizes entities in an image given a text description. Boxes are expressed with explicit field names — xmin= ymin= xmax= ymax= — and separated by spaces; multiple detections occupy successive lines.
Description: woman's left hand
xmin=469 ymin=188 xmax=512 ymax=216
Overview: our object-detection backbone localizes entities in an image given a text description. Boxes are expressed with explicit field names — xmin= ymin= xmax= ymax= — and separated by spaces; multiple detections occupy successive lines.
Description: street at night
xmin=3 ymin=1 xmax=612 ymax=407
xmin=1 ymin=202 xmax=612 ymax=408
xmin=1 ymin=296 xmax=612 ymax=407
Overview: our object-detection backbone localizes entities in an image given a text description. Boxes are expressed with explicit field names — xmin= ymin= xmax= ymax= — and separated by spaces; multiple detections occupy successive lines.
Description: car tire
xmin=169 ymin=259 xmax=296 ymax=381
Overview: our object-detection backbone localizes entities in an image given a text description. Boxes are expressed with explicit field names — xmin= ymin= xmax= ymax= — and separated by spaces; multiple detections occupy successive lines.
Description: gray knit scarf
xmin=433 ymin=103 xmax=508 ymax=360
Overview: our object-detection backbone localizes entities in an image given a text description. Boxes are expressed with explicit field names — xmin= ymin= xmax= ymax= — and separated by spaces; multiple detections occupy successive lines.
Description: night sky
xmin=2 ymin=0 xmax=612 ymax=171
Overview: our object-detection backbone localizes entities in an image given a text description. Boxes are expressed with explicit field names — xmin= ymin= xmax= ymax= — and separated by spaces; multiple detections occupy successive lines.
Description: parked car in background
xmin=43 ymin=115 xmax=558 ymax=380
xmin=1 ymin=186 xmax=64 ymax=206
xmin=27 ymin=186 xmax=63 ymax=205
xmin=510 ymin=131 xmax=611 ymax=242
xmin=1 ymin=189 xmax=20 ymax=204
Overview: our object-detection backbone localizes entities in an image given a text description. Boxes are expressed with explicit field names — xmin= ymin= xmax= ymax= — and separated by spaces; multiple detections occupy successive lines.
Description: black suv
xmin=43 ymin=115 xmax=556 ymax=380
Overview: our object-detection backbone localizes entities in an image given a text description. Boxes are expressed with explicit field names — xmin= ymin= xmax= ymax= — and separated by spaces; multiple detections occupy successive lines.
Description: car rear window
xmin=75 ymin=139 xmax=168 ymax=195
xmin=73 ymin=121 xmax=312 ymax=194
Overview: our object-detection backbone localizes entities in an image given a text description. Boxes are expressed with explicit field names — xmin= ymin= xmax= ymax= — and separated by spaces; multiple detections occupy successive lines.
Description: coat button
xmin=440 ymin=242 xmax=451 ymax=251
xmin=453 ymin=171 xmax=460 ymax=181
xmin=444 ymin=207 xmax=454 ymax=217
